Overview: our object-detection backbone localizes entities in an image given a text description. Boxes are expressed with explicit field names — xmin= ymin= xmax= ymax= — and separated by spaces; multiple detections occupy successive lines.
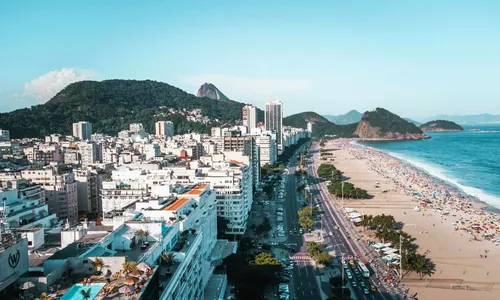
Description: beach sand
xmin=322 ymin=139 xmax=500 ymax=300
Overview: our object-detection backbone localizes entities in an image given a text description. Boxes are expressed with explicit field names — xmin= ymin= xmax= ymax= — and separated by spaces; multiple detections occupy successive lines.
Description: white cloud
xmin=181 ymin=74 xmax=312 ymax=103
xmin=21 ymin=68 xmax=95 ymax=104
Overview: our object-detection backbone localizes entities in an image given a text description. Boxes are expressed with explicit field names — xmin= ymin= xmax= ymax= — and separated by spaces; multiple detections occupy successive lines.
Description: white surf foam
xmin=385 ymin=151 xmax=500 ymax=209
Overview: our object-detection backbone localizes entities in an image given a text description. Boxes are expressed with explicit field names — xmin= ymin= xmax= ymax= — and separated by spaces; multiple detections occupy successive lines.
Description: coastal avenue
xmin=305 ymin=143 xmax=398 ymax=300
xmin=284 ymin=144 xmax=322 ymax=300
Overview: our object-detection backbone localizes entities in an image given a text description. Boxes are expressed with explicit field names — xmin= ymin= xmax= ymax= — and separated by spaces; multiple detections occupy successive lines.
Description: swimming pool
xmin=60 ymin=283 xmax=106 ymax=300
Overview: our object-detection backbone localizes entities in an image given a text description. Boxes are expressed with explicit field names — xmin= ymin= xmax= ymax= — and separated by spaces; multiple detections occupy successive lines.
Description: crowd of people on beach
xmin=330 ymin=139 xmax=500 ymax=250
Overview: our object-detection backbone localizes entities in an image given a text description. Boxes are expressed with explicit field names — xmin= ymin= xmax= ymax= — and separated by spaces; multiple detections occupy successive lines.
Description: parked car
xmin=363 ymin=288 xmax=370 ymax=295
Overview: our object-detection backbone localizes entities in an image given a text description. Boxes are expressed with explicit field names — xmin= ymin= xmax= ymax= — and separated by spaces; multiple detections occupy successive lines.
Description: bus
xmin=357 ymin=261 xmax=370 ymax=278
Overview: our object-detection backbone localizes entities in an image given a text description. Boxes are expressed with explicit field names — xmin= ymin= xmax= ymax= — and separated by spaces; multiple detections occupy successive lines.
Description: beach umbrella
xmin=136 ymin=262 xmax=150 ymax=271
xmin=123 ymin=277 xmax=137 ymax=285
xmin=20 ymin=282 xmax=36 ymax=290
xmin=119 ymin=285 xmax=134 ymax=294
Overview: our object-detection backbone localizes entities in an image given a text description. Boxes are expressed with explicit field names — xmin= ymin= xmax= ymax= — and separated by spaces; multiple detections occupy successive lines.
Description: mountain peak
xmin=197 ymin=83 xmax=229 ymax=100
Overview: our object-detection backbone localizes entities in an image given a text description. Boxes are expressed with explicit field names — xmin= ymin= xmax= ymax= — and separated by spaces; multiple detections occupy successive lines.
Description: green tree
xmin=91 ymin=257 xmax=104 ymax=274
xmin=305 ymin=241 xmax=322 ymax=257
xmin=315 ymin=252 xmax=333 ymax=266
xmin=161 ymin=251 xmax=174 ymax=266
xmin=253 ymin=252 xmax=281 ymax=266
xmin=299 ymin=216 xmax=314 ymax=231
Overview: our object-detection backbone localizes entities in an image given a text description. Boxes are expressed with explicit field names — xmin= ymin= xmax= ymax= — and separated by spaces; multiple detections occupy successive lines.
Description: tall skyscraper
xmin=155 ymin=121 xmax=174 ymax=137
xmin=72 ymin=121 xmax=92 ymax=140
xmin=242 ymin=105 xmax=257 ymax=131
xmin=264 ymin=100 xmax=283 ymax=149
xmin=307 ymin=121 xmax=314 ymax=134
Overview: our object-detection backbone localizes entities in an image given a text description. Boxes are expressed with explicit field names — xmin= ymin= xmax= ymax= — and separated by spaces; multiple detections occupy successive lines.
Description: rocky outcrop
xmin=354 ymin=108 xmax=430 ymax=140
xmin=419 ymin=120 xmax=464 ymax=132
xmin=197 ymin=83 xmax=229 ymax=100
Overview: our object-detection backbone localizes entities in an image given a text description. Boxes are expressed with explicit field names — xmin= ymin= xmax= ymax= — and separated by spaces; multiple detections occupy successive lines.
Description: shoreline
xmin=321 ymin=138 xmax=500 ymax=300
xmin=351 ymin=139 xmax=500 ymax=213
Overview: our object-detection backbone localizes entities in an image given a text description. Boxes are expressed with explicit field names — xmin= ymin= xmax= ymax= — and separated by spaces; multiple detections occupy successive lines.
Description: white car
xmin=277 ymin=217 xmax=283 ymax=221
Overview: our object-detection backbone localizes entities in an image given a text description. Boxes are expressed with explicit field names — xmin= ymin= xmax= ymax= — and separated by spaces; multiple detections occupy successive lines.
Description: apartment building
xmin=72 ymin=121 xmax=92 ymax=140
xmin=255 ymin=134 xmax=277 ymax=166
xmin=197 ymin=161 xmax=253 ymax=235
xmin=155 ymin=121 xmax=175 ymax=137
xmin=74 ymin=169 xmax=101 ymax=214
xmin=21 ymin=167 xmax=78 ymax=224
xmin=0 ymin=183 xmax=57 ymax=229
xmin=78 ymin=141 xmax=97 ymax=167
xmin=264 ymin=100 xmax=283 ymax=150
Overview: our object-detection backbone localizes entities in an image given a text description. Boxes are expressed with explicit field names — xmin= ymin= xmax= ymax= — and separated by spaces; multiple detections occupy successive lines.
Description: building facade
xmin=264 ymin=100 xmax=283 ymax=150
xmin=242 ymin=105 xmax=257 ymax=131
xmin=72 ymin=121 xmax=92 ymax=140
xmin=155 ymin=121 xmax=175 ymax=137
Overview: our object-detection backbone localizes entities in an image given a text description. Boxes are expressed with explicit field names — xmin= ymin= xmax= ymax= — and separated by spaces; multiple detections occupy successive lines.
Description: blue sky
xmin=1 ymin=1 xmax=500 ymax=119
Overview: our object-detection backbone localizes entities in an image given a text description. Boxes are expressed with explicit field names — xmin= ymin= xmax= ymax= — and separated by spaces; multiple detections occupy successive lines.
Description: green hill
xmin=283 ymin=111 xmax=357 ymax=138
xmin=0 ymin=79 xmax=264 ymax=138
xmin=355 ymin=108 xmax=428 ymax=140
xmin=419 ymin=120 xmax=463 ymax=132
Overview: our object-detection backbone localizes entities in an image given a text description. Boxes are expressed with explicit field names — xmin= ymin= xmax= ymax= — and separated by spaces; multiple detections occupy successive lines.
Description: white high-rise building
xmin=242 ymin=105 xmax=257 ymax=131
xmin=72 ymin=121 xmax=92 ymax=140
xmin=198 ymin=162 xmax=253 ymax=235
xmin=155 ymin=121 xmax=174 ymax=137
xmin=78 ymin=141 xmax=97 ymax=166
xmin=21 ymin=168 xmax=78 ymax=224
xmin=264 ymin=100 xmax=283 ymax=149
xmin=307 ymin=121 xmax=314 ymax=134
xmin=129 ymin=123 xmax=144 ymax=133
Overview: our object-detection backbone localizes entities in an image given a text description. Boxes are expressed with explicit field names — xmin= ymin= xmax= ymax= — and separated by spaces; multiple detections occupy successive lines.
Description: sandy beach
xmin=322 ymin=139 xmax=500 ymax=300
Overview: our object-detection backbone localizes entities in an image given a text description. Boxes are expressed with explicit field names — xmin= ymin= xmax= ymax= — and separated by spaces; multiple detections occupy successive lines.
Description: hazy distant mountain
xmin=421 ymin=114 xmax=500 ymax=124
xmin=323 ymin=110 xmax=363 ymax=125
xmin=197 ymin=83 xmax=229 ymax=100
xmin=404 ymin=118 xmax=422 ymax=126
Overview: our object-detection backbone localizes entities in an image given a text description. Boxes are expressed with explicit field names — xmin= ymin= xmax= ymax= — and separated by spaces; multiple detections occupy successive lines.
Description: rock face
xmin=197 ymin=83 xmax=229 ymax=100
xmin=354 ymin=108 xmax=430 ymax=140
xmin=419 ymin=120 xmax=464 ymax=132
xmin=355 ymin=120 xmax=429 ymax=140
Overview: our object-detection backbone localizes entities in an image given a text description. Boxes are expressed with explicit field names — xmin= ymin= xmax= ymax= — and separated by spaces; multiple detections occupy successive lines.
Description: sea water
xmin=357 ymin=124 xmax=500 ymax=209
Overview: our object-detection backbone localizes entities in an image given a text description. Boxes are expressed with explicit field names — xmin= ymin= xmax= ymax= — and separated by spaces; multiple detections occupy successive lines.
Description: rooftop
xmin=163 ymin=197 xmax=188 ymax=211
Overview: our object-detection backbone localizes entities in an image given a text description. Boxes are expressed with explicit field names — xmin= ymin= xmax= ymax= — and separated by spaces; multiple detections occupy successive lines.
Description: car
xmin=354 ymin=269 xmax=360 ymax=275
xmin=349 ymin=260 xmax=355 ymax=266
xmin=278 ymin=233 xmax=285 ymax=237
xmin=271 ymin=242 xmax=278 ymax=246
xmin=277 ymin=217 xmax=283 ymax=221
xmin=363 ymin=288 xmax=370 ymax=295
xmin=346 ymin=273 xmax=353 ymax=280
xmin=370 ymin=285 xmax=377 ymax=292
xmin=360 ymin=281 xmax=365 ymax=288
xmin=329 ymin=231 xmax=333 ymax=236
xmin=277 ymin=212 xmax=283 ymax=215
xmin=352 ymin=281 xmax=357 ymax=287
xmin=343 ymin=263 xmax=349 ymax=269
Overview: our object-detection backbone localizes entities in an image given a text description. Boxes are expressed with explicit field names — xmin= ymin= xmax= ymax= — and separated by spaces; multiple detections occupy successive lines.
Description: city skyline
xmin=1 ymin=1 xmax=500 ymax=118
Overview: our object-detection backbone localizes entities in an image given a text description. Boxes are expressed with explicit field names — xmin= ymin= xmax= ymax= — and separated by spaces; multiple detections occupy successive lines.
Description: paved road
xmin=292 ymin=260 xmax=321 ymax=300
xmin=307 ymin=144 xmax=402 ymax=300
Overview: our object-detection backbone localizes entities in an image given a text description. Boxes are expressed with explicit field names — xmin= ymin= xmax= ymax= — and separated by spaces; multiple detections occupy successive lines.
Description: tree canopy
xmin=0 ymin=79 xmax=264 ymax=138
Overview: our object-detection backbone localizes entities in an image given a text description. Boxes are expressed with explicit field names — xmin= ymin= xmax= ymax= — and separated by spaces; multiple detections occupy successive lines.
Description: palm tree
xmin=39 ymin=293 xmax=52 ymax=300
xmin=92 ymin=257 xmax=104 ymax=274
xmin=122 ymin=261 xmax=138 ymax=274
xmin=80 ymin=288 xmax=92 ymax=300
xmin=161 ymin=251 xmax=174 ymax=266
xmin=135 ymin=229 xmax=145 ymax=243
xmin=143 ymin=230 xmax=151 ymax=242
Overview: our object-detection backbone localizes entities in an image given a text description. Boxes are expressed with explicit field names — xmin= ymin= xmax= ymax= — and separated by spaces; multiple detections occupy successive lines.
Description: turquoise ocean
xmin=357 ymin=124 xmax=500 ymax=209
